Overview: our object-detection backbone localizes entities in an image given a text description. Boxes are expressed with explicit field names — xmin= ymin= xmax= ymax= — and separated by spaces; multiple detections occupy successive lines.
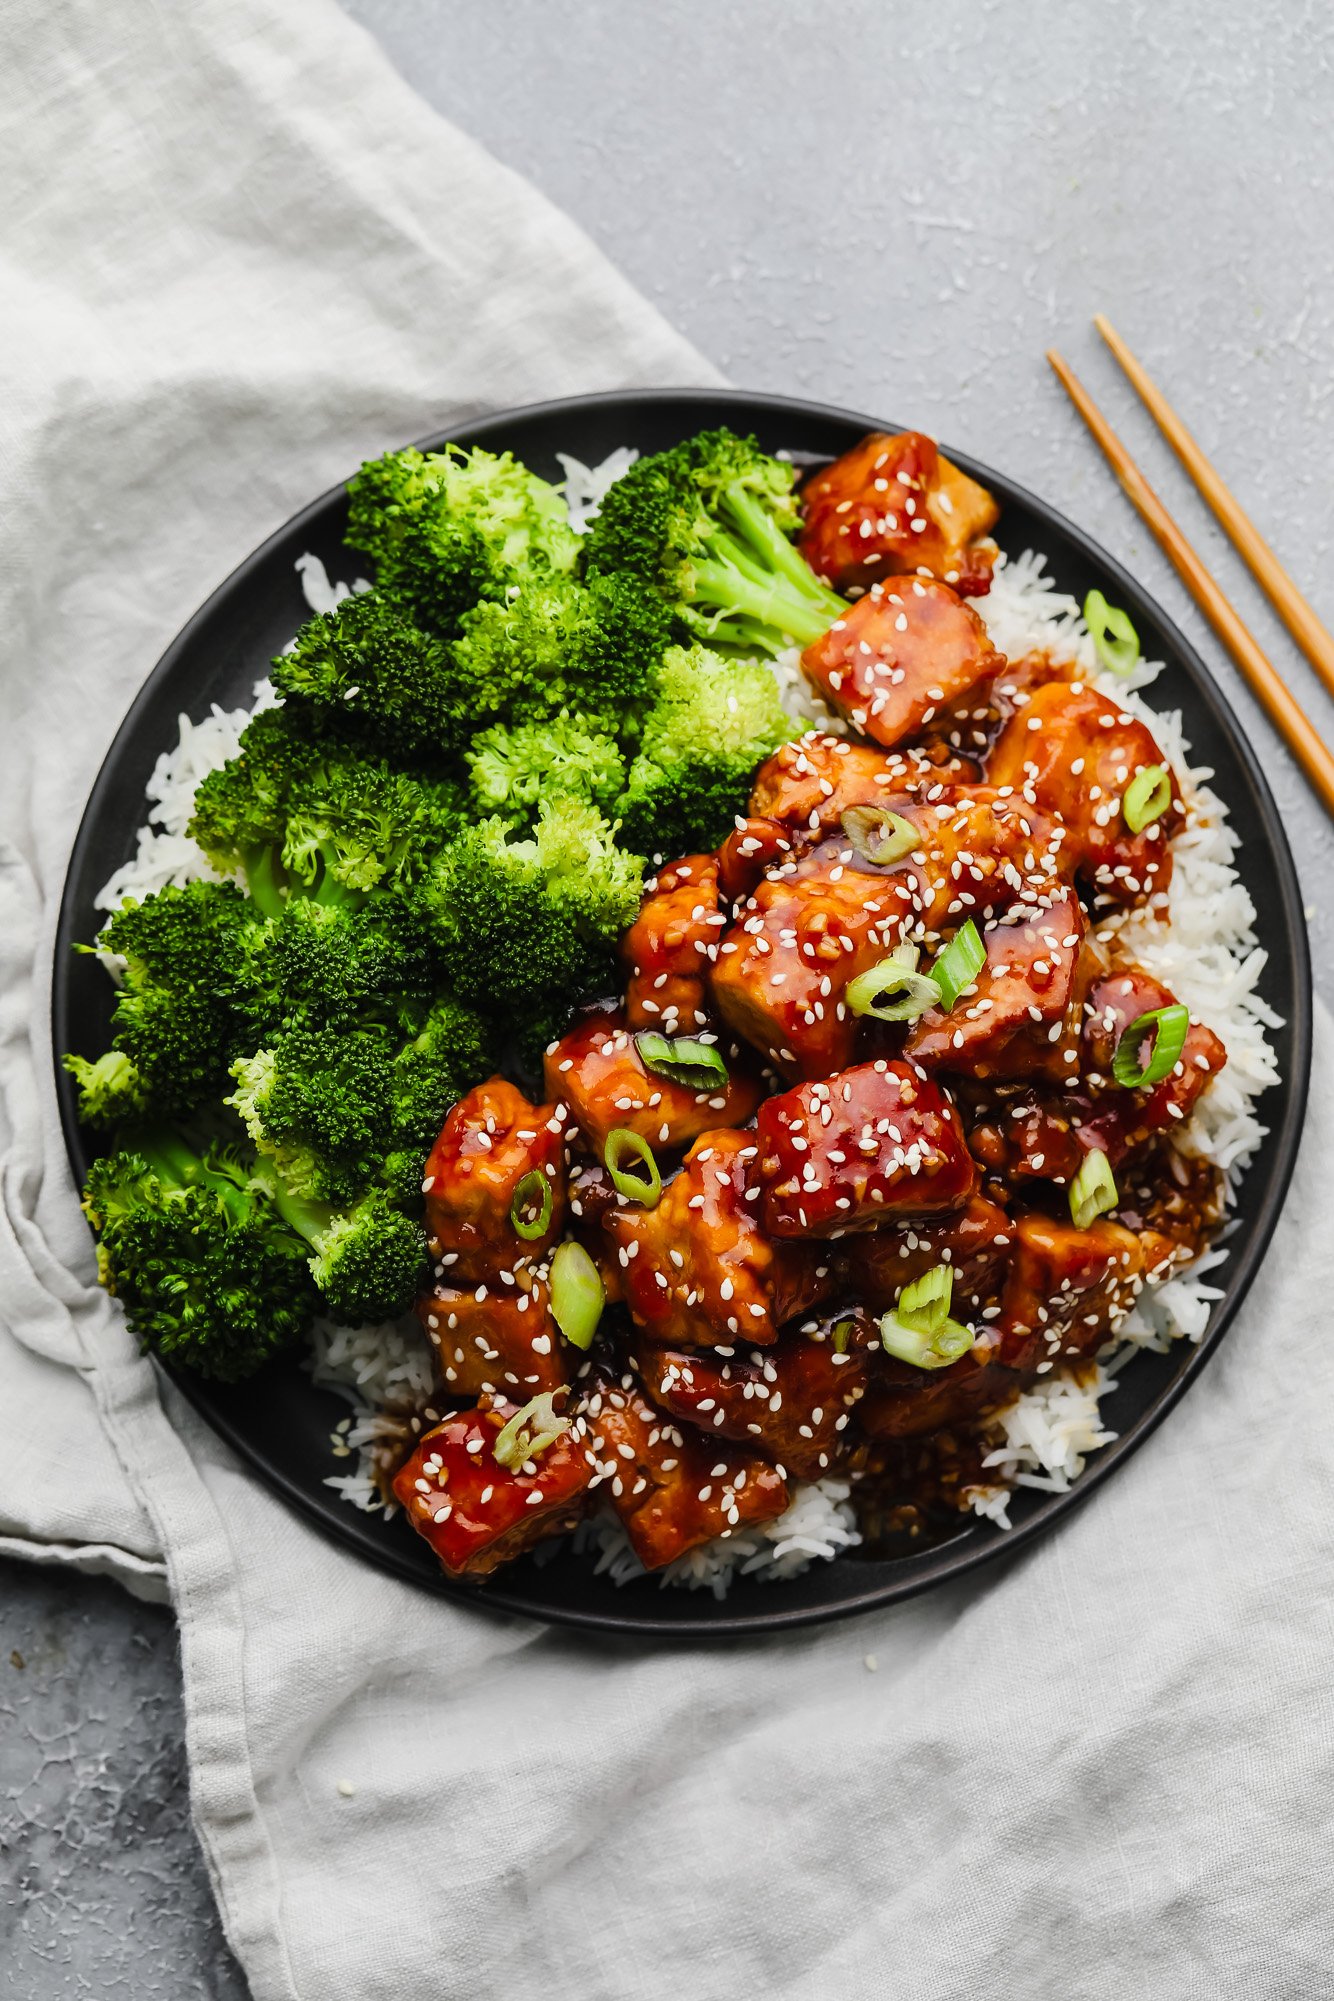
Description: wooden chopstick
xmin=1094 ymin=314 xmax=1334 ymax=704
xmin=1046 ymin=346 xmax=1334 ymax=817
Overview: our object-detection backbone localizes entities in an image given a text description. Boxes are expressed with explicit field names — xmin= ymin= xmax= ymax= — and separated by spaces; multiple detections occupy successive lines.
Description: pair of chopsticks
xmin=1047 ymin=319 xmax=1334 ymax=815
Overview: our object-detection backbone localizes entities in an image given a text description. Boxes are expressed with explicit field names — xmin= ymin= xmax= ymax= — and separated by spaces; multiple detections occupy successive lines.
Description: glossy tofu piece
xmin=798 ymin=430 xmax=999 ymax=597
xmin=604 ymin=1129 xmax=828 ymax=1347
xmin=580 ymin=1375 xmax=788 ymax=1569
xmin=423 ymin=1078 xmax=568 ymax=1281
xmin=1077 ymin=965 xmax=1227 ymax=1161
xmin=641 ymin=1327 xmax=870 ymax=1479
xmin=392 ymin=1395 xmax=593 ymax=1579
xmin=858 ymin=1347 xmax=1015 ymax=1441
xmin=840 ymin=1194 xmax=1014 ymax=1313
xmin=903 ymin=887 xmax=1087 ymax=1079
xmin=757 ymin=1059 xmax=975 ymax=1238
xmin=747 ymin=732 xmax=976 ymax=848
xmin=415 ymin=1278 xmax=565 ymax=1398
xmin=991 ymin=1211 xmax=1145 ymax=1370
xmin=716 ymin=816 xmax=794 ymax=903
xmin=712 ymin=836 xmax=914 ymax=1079
xmin=800 ymin=579 xmax=1003 ymax=749
xmin=544 ymin=1007 xmax=762 ymax=1156
xmin=987 ymin=682 xmax=1182 ymax=908
xmin=622 ymin=853 xmax=726 ymax=1034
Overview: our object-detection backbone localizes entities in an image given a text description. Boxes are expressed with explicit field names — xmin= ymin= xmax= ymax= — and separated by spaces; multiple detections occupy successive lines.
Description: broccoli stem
xmin=690 ymin=555 xmax=835 ymax=650
xmin=720 ymin=483 xmax=844 ymax=611
xmin=265 ymin=1177 xmax=336 ymax=1256
xmin=242 ymin=847 xmax=285 ymax=921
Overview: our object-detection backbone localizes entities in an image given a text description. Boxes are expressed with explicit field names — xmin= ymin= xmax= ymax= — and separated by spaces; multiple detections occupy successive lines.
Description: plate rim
xmin=52 ymin=385 xmax=1313 ymax=1637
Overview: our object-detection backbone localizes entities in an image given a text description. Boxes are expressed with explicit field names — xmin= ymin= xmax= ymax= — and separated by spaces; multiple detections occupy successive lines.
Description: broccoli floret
xmin=346 ymin=443 xmax=579 ymax=636
xmin=280 ymin=1185 xmax=425 ymax=1327
xmin=582 ymin=427 xmax=847 ymax=657
xmin=382 ymin=997 xmax=496 ymax=1205
xmin=82 ymin=1138 xmax=318 ymax=1380
xmin=427 ymin=797 xmax=643 ymax=1050
xmin=228 ymin=1026 xmax=394 ymax=1205
xmin=447 ymin=570 xmax=670 ymax=735
xmin=240 ymin=892 xmax=439 ymax=1038
xmin=466 ymin=714 xmax=625 ymax=817
xmin=270 ymin=592 xmax=458 ymax=762
xmin=190 ymin=707 xmax=465 ymax=914
xmin=616 ymin=644 xmax=796 ymax=856
xmin=66 ymin=882 xmax=262 ymax=1125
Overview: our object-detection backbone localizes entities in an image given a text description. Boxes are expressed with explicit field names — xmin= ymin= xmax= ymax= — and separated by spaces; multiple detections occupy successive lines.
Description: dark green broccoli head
xmin=271 ymin=592 xmax=458 ymax=762
xmin=297 ymin=1190 xmax=426 ymax=1327
xmin=82 ymin=1140 xmax=317 ymax=1381
xmin=241 ymin=892 xmax=439 ymax=1039
xmin=228 ymin=1026 xmax=395 ymax=1205
xmin=616 ymin=644 xmax=796 ymax=857
xmin=381 ymin=996 xmax=495 ymax=1204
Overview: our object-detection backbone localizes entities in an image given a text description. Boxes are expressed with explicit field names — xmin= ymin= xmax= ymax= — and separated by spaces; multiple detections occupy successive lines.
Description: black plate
xmin=53 ymin=389 xmax=1312 ymax=1635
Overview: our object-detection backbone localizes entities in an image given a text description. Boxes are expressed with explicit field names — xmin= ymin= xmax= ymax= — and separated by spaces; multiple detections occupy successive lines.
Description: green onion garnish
xmin=840 ymin=805 xmax=919 ymax=868
xmin=493 ymin=1389 xmax=570 ymax=1471
xmin=549 ymin=1240 xmax=604 ymax=1351
xmin=830 ymin=1317 xmax=855 ymax=1355
xmin=845 ymin=944 xmax=941 ymax=1023
xmin=1084 ymin=589 xmax=1140 ymax=675
xmin=878 ymin=1266 xmax=975 ymax=1370
xmin=635 ymin=1031 xmax=729 ymax=1092
xmin=928 ymin=919 xmax=986 ymax=1010
xmin=604 ymin=1127 xmax=662 ymax=1208
xmin=1122 ymin=763 xmax=1171 ymax=834
xmin=1111 ymin=1002 xmax=1190 ymax=1090
xmin=510 ymin=1168 xmax=554 ymax=1241
xmin=1069 ymin=1147 xmax=1117 ymax=1229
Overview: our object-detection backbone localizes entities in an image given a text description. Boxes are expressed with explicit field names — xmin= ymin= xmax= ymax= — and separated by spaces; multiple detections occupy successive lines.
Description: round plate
xmin=53 ymin=389 xmax=1312 ymax=1635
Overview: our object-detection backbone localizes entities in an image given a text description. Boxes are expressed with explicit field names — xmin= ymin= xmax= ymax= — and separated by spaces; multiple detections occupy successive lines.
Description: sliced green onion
xmin=604 ymin=1127 xmax=662 ymax=1209
xmin=1084 ymin=589 xmax=1140 ymax=675
xmin=840 ymin=805 xmax=919 ymax=868
xmin=635 ymin=1031 xmax=729 ymax=1092
xmin=830 ymin=1317 xmax=856 ymax=1355
xmin=895 ymin=1263 xmax=953 ymax=1336
xmin=1111 ymin=1002 xmax=1190 ymax=1090
xmin=1069 ymin=1147 xmax=1117 ymax=1229
xmin=845 ymin=944 xmax=941 ymax=1023
xmin=549 ymin=1240 xmax=604 ymax=1351
xmin=493 ymin=1389 xmax=570 ymax=1471
xmin=928 ymin=919 xmax=986 ymax=1011
xmin=1122 ymin=763 xmax=1171 ymax=834
xmin=510 ymin=1168 xmax=553 ymax=1241
xmin=878 ymin=1266 xmax=974 ymax=1369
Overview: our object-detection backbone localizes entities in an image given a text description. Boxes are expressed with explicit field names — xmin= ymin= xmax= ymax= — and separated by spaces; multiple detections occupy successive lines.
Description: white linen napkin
xmin=3 ymin=4 xmax=1330 ymax=1998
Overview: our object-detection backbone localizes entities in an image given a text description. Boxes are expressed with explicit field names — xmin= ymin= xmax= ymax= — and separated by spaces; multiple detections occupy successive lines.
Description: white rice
xmin=95 ymin=462 xmax=1278 ymax=1584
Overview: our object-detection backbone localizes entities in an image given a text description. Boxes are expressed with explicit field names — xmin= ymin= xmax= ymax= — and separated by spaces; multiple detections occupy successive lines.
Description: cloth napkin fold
xmin=4 ymin=4 xmax=1331 ymax=1998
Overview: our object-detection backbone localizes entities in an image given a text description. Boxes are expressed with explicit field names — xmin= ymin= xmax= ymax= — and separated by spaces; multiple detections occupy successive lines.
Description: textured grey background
xmin=7 ymin=3 xmax=1333 ymax=1992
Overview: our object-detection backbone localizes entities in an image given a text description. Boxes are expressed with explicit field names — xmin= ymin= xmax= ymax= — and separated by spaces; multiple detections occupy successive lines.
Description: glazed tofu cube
xmin=857 ymin=1347 xmax=1014 ymax=1441
xmin=1077 ymin=965 xmax=1227 ymax=1161
xmin=798 ymin=431 xmax=999 ymax=596
xmin=621 ymin=852 xmax=727 ymax=1034
xmin=757 ymin=1059 xmax=974 ymax=1238
xmin=711 ymin=835 xmax=914 ymax=1079
xmin=604 ymin=1129 xmax=829 ymax=1347
xmin=580 ymin=1376 xmax=788 ymax=1569
xmin=747 ymin=732 xmax=966 ymax=847
xmin=423 ymin=1078 xmax=567 ymax=1282
xmin=840 ymin=1194 xmax=1014 ymax=1313
xmin=543 ymin=1006 xmax=761 ymax=1156
xmin=392 ymin=1394 xmax=593 ymax=1579
xmin=641 ymin=1324 xmax=871 ymax=1479
xmin=903 ymin=887 xmax=1087 ymax=1079
xmin=800 ymin=579 xmax=1002 ymax=749
xmin=414 ymin=1277 xmax=565 ymax=1398
xmin=987 ymin=682 xmax=1181 ymax=908
xmin=716 ymin=815 xmax=794 ymax=904
xmin=992 ymin=1211 xmax=1145 ymax=1370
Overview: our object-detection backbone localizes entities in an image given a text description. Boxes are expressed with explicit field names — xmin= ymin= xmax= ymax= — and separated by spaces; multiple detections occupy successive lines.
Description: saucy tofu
xmin=581 ymin=1375 xmax=788 ymax=1568
xmin=800 ymin=579 xmax=1003 ymax=750
xmin=757 ymin=1059 xmax=975 ymax=1238
xmin=604 ymin=1128 xmax=828 ymax=1347
xmin=858 ymin=1346 xmax=1015 ymax=1441
xmin=987 ymin=682 xmax=1182 ymax=908
xmin=423 ymin=1078 xmax=567 ymax=1281
xmin=840 ymin=1194 xmax=1013 ymax=1312
xmin=798 ymin=431 xmax=999 ymax=597
xmin=622 ymin=852 xmax=726 ymax=1033
xmin=747 ymin=732 xmax=977 ymax=848
xmin=641 ymin=1328 xmax=870 ymax=1479
xmin=392 ymin=1395 xmax=592 ymax=1579
xmin=991 ymin=1211 xmax=1145 ymax=1370
xmin=544 ymin=1006 xmax=762 ymax=1156
xmin=415 ymin=1277 xmax=565 ymax=1398
xmin=904 ymin=887 xmax=1087 ymax=1078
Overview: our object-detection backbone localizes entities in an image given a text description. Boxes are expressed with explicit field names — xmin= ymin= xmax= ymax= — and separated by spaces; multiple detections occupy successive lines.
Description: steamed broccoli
xmin=190 ymin=708 xmax=465 ymax=915
xmin=382 ymin=997 xmax=496 ymax=1205
xmin=239 ymin=892 xmax=439 ymax=1038
xmin=64 ymin=881 xmax=262 ymax=1125
xmin=446 ymin=570 xmax=670 ymax=735
xmin=270 ymin=592 xmax=458 ymax=762
xmin=615 ymin=644 xmax=795 ymax=856
xmin=466 ymin=714 xmax=625 ymax=817
xmin=582 ymin=427 xmax=847 ymax=657
xmin=84 ymin=1134 xmax=425 ymax=1375
xmin=426 ymin=797 xmax=643 ymax=1049
xmin=227 ymin=1026 xmax=395 ymax=1205
xmin=346 ymin=443 xmax=579 ymax=636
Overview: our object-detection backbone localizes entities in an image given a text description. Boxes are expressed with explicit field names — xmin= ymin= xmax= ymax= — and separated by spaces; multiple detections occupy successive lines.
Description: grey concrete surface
xmin=8 ymin=2 xmax=1333 ymax=1993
